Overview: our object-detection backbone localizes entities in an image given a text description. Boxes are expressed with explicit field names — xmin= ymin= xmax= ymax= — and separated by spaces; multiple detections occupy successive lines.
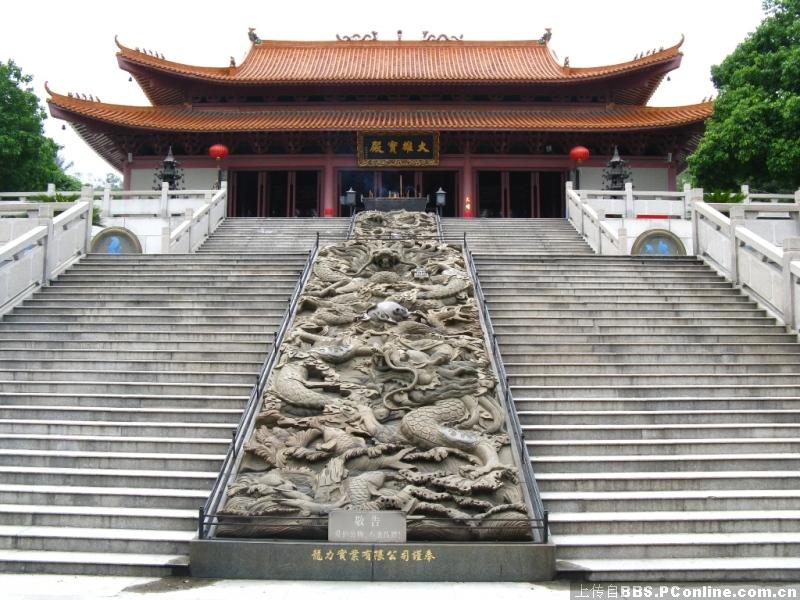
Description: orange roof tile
xmin=116 ymin=37 xmax=683 ymax=85
xmin=48 ymin=92 xmax=711 ymax=133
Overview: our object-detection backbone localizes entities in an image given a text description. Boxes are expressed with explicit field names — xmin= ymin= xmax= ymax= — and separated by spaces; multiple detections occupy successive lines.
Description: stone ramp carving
xmin=193 ymin=211 xmax=551 ymax=580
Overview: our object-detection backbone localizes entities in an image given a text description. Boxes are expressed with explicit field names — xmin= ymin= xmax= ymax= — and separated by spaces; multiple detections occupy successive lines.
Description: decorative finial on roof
xmin=397 ymin=30 xmax=403 ymax=41
xmin=336 ymin=31 xmax=379 ymax=41
xmin=248 ymin=28 xmax=262 ymax=45
xmin=538 ymin=28 xmax=552 ymax=44
xmin=422 ymin=31 xmax=464 ymax=41
xmin=230 ymin=56 xmax=236 ymax=67
xmin=563 ymin=56 xmax=569 ymax=67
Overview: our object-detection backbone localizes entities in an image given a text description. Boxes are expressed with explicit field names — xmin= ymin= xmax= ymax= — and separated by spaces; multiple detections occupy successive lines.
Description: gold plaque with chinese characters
xmin=357 ymin=132 xmax=440 ymax=167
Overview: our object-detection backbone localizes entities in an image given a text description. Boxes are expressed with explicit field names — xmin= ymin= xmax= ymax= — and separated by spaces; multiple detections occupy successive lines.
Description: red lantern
xmin=569 ymin=145 xmax=590 ymax=164
xmin=208 ymin=144 xmax=230 ymax=160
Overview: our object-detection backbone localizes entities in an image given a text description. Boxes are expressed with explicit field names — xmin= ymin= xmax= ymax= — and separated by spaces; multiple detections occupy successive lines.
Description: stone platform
xmin=190 ymin=539 xmax=554 ymax=581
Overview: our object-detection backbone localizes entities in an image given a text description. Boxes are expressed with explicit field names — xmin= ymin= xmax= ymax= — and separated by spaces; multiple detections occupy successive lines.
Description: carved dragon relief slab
xmin=218 ymin=211 xmax=531 ymax=540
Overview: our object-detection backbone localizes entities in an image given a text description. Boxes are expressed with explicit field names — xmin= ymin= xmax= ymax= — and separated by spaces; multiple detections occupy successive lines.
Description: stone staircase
xmin=0 ymin=216 xmax=347 ymax=576
xmin=447 ymin=218 xmax=800 ymax=581
xmin=198 ymin=217 xmax=350 ymax=253
xmin=443 ymin=218 xmax=594 ymax=255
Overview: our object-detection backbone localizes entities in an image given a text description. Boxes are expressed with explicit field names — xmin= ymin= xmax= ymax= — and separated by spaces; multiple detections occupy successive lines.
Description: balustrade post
xmin=624 ymin=182 xmax=634 ymax=218
xmin=690 ymin=188 xmax=703 ymax=257
xmin=741 ymin=184 xmax=750 ymax=204
xmin=160 ymin=182 xmax=169 ymax=217
xmin=38 ymin=204 xmax=55 ymax=283
xmin=617 ymin=227 xmax=628 ymax=255
xmin=102 ymin=186 xmax=111 ymax=217
xmin=729 ymin=205 xmax=744 ymax=285
xmin=683 ymin=182 xmax=691 ymax=218
xmin=781 ymin=238 xmax=800 ymax=332
xmin=80 ymin=184 xmax=94 ymax=254
xmin=185 ymin=208 xmax=194 ymax=253
xmin=46 ymin=183 xmax=55 ymax=196
xmin=161 ymin=225 xmax=171 ymax=254
xmin=794 ymin=188 xmax=800 ymax=204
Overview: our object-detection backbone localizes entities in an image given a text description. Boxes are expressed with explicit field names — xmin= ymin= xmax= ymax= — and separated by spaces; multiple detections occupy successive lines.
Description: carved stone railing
xmin=693 ymin=201 xmax=800 ymax=333
xmin=0 ymin=200 xmax=92 ymax=316
xmin=163 ymin=184 xmax=227 ymax=253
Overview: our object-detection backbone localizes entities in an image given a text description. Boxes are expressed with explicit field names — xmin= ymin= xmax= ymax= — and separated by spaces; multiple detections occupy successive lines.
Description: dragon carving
xmin=220 ymin=210 xmax=530 ymax=540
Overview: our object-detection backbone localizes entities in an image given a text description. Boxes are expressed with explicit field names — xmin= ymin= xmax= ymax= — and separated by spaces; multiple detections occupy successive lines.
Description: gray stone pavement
xmin=0 ymin=575 xmax=571 ymax=600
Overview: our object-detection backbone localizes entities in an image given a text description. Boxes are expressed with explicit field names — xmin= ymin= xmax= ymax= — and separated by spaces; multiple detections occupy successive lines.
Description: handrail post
xmin=81 ymin=184 xmax=94 ymax=254
xmin=729 ymin=205 xmax=744 ymax=285
xmin=624 ymin=182 xmax=634 ymax=218
xmin=39 ymin=204 xmax=54 ymax=284
xmin=198 ymin=507 xmax=205 ymax=539
xmin=161 ymin=225 xmax=171 ymax=254
xmin=102 ymin=186 xmax=112 ymax=217
xmin=781 ymin=238 xmax=800 ymax=331
xmin=160 ymin=182 xmax=169 ymax=217
xmin=741 ymin=184 xmax=751 ymax=205
xmin=185 ymin=208 xmax=194 ymax=254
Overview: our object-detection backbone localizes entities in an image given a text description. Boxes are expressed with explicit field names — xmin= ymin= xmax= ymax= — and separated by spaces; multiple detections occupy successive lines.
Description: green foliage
xmin=703 ymin=190 xmax=746 ymax=203
xmin=688 ymin=0 xmax=800 ymax=191
xmin=0 ymin=60 xmax=82 ymax=192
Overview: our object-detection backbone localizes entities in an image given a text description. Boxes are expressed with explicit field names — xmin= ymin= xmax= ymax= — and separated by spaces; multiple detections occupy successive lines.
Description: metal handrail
xmin=434 ymin=213 xmax=444 ymax=243
xmin=346 ymin=211 xmax=357 ymax=240
xmin=199 ymin=231 xmax=321 ymax=539
xmin=462 ymin=233 xmax=548 ymax=543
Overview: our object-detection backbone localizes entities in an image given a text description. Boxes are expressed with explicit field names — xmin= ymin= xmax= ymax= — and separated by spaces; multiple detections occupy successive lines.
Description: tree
xmin=688 ymin=0 xmax=800 ymax=191
xmin=0 ymin=60 xmax=81 ymax=192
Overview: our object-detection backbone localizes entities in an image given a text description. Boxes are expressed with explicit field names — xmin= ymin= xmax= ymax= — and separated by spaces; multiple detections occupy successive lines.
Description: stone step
xmin=507 ymin=362 xmax=800 ymax=375
xmin=537 ymin=471 xmax=800 ymax=492
xmin=489 ymin=308 xmax=770 ymax=318
xmin=0 ymin=484 xmax=206 ymax=510
xmin=500 ymin=343 xmax=800 ymax=355
xmin=21 ymin=299 xmax=292 ymax=309
xmin=512 ymin=383 xmax=800 ymax=398
xmin=0 ymin=359 xmax=261 ymax=372
xmin=0 ymin=380 xmax=252 ymax=396
xmin=0 ymin=332 xmax=270 ymax=344
xmin=552 ymin=532 xmax=800 ymax=559
xmin=0 ymin=369 xmax=255 ymax=384
xmin=523 ymin=423 xmax=800 ymax=440
xmin=520 ymin=409 xmax=800 ymax=425
xmin=556 ymin=557 xmax=800 ymax=582
xmin=510 ymin=373 xmax=800 ymax=386
xmin=0 ymin=524 xmax=194 ymax=554
xmin=0 ymin=549 xmax=189 ymax=577
xmin=497 ymin=325 xmax=787 ymax=336
xmin=0 ymin=449 xmax=224 ymax=472
xmin=0 ymin=322 xmax=277 ymax=334
xmin=532 ymin=453 xmax=800 ymax=473
xmin=514 ymin=396 xmax=800 ymax=411
xmin=495 ymin=317 xmax=773 ymax=328
xmin=501 ymin=352 xmax=799 ymax=364
xmin=0 ymin=392 xmax=248 ymax=409
xmin=549 ymin=510 xmax=800 ymax=535
xmin=0 ymin=349 xmax=266 ymax=362
xmin=0 ymin=404 xmax=240 ymax=424
xmin=541 ymin=489 xmax=800 ymax=512
xmin=0 ymin=504 xmax=196 ymax=531
xmin=0 ymin=466 xmax=217 ymax=490
xmin=0 ymin=419 xmax=236 ymax=438
xmin=0 ymin=432 xmax=230 ymax=453
xmin=527 ymin=438 xmax=800 ymax=455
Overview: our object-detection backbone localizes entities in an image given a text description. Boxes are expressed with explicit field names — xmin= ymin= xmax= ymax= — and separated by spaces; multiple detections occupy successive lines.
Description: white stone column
xmin=781 ymin=238 xmax=800 ymax=331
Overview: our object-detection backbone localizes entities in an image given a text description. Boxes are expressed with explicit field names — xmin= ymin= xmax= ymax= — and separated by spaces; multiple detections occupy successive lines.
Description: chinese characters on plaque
xmin=357 ymin=132 xmax=440 ymax=167
xmin=328 ymin=510 xmax=406 ymax=542
xmin=310 ymin=547 xmax=436 ymax=562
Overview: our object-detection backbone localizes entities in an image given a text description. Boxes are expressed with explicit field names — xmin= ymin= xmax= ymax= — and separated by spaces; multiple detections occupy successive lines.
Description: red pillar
xmin=460 ymin=148 xmax=474 ymax=217
xmin=322 ymin=152 xmax=336 ymax=217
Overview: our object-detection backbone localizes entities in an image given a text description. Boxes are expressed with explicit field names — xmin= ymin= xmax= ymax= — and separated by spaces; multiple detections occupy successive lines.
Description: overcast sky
xmin=1 ymin=0 xmax=766 ymax=184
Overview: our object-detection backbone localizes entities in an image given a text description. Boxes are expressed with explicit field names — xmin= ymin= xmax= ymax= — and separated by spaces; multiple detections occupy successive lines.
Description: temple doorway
xmin=476 ymin=170 xmax=567 ymax=218
xmin=337 ymin=170 xmax=458 ymax=217
xmin=229 ymin=170 xmax=320 ymax=217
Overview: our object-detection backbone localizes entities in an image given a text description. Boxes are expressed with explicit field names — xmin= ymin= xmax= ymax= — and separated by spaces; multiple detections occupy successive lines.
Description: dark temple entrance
xmin=477 ymin=170 xmax=567 ymax=218
xmin=230 ymin=170 xmax=320 ymax=217
xmin=338 ymin=170 xmax=458 ymax=217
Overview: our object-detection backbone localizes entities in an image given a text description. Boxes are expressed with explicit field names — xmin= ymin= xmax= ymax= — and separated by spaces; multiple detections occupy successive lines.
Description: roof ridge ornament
xmin=336 ymin=31 xmax=379 ymax=41
xmin=538 ymin=28 xmax=552 ymax=45
xmin=421 ymin=31 xmax=464 ymax=41
xmin=248 ymin=28 xmax=262 ymax=45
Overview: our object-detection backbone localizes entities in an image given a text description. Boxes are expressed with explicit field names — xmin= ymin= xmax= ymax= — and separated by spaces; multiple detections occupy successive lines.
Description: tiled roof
xmin=48 ymin=92 xmax=711 ymax=133
xmin=116 ymin=37 xmax=683 ymax=85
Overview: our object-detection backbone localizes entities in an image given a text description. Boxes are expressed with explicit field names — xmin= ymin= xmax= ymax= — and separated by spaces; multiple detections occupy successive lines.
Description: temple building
xmin=47 ymin=31 xmax=712 ymax=218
